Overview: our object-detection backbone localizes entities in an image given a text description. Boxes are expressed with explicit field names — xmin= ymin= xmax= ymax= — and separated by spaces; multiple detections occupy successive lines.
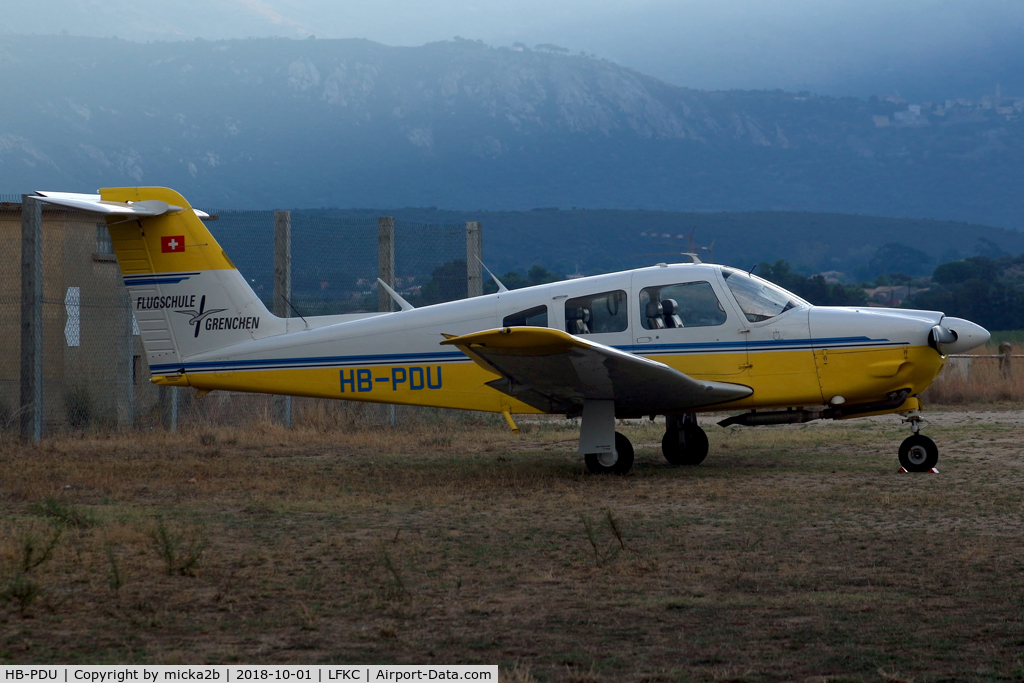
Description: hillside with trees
xmin=908 ymin=255 xmax=1024 ymax=331
xmin=293 ymin=207 xmax=1024 ymax=280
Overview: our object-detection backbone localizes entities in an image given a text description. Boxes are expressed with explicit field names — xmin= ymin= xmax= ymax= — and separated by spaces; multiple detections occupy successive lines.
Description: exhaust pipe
xmin=719 ymin=389 xmax=911 ymax=428
xmin=718 ymin=408 xmax=823 ymax=427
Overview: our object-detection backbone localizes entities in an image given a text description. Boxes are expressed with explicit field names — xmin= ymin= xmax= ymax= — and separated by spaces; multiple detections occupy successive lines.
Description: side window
xmin=639 ymin=281 xmax=727 ymax=330
xmin=503 ymin=305 xmax=548 ymax=328
xmin=565 ymin=290 xmax=628 ymax=335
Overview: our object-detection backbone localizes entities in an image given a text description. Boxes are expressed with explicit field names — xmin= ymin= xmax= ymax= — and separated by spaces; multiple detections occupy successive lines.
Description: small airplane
xmin=35 ymin=187 xmax=991 ymax=473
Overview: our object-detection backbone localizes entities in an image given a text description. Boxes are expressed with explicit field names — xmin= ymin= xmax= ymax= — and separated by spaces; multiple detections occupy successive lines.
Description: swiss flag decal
xmin=161 ymin=235 xmax=185 ymax=253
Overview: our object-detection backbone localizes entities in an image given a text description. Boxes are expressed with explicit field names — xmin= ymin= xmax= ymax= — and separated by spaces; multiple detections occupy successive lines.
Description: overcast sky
xmin=6 ymin=0 xmax=1023 ymax=98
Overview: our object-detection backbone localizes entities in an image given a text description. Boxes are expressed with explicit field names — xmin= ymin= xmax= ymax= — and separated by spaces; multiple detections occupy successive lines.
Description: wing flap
xmin=441 ymin=326 xmax=751 ymax=416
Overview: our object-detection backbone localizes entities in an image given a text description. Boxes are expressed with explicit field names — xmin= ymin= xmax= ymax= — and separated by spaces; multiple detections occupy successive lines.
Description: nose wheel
xmin=663 ymin=414 xmax=709 ymax=466
xmin=899 ymin=414 xmax=938 ymax=472
xmin=899 ymin=434 xmax=938 ymax=471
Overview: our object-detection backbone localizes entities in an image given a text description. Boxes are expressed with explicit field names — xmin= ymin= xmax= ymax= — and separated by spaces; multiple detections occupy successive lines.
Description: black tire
xmin=662 ymin=423 xmax=710 ymax=466
xmin=898 ymin=434 xmax=938 ymax=472
xmin=584 ymin=432 xmax=635 ymax=475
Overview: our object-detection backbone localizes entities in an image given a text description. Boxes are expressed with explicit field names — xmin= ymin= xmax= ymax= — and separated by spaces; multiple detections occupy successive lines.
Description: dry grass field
xmin=2 ymin=401 xmax=1024 ymax=682
xmin=922 ymin=350 xmax=1023 ymax=404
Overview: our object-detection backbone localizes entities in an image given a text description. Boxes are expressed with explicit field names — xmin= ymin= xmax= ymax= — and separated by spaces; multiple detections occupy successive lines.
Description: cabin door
xmin=630 ymin=269 xmax=748 ymax=377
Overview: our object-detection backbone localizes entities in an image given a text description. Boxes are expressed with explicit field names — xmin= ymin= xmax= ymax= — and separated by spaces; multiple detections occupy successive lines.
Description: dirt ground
xmin=2 ymin=406 xmax=1024 ymax=682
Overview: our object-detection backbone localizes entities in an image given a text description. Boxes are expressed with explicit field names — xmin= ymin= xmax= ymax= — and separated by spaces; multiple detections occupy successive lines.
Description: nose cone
xmin=940 ymin=317 xmax=991 ymax=354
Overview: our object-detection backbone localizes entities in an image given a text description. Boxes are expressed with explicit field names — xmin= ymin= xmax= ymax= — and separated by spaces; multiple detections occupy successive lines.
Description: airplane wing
xmin=440 ymin=326 xmax=752 ymax=416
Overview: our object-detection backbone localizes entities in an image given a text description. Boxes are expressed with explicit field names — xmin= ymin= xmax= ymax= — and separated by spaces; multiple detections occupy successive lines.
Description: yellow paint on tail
xmin=99 ymin=187 xmax=234 ymax=275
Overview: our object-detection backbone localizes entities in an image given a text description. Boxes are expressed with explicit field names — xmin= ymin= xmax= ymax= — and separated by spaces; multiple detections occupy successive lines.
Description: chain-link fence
xmin=204 ymin=211 xmax=470 ymax=314
xmin=290 ymin=213 xmax=382 ymax=315
xmin=395 ymin=218 xmax=475 ymax=305
xmin=1 ymin=202 xmax=478 ymax=438
xmin=0 ymin=204 xmax=23 ymax=430
xmin=0 ymin=205 xmax=161 ymax=434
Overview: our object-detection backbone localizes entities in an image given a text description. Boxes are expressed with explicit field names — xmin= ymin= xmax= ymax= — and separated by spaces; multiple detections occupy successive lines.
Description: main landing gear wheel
xmin=899 ymin=434 xmax=938 ymax=472
xmin=663 ymin=419 xmax=709 ymax=466
xmin=584 ymin=432 xmax=634 ymax=475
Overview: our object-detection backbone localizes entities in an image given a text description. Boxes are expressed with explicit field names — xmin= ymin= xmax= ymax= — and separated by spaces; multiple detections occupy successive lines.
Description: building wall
xmin=0 ymin=205 xmax=160 ymax=433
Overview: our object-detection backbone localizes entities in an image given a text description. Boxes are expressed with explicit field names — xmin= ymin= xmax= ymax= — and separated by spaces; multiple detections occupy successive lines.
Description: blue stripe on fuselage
xmin=150 ymin=335 xmax=902 ymax=376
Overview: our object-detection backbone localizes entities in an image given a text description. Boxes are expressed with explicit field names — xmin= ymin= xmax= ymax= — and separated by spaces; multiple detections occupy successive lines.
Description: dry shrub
xmin=0 ymin=518 xmax=63 ymax=616
xmin=502 ymin=663 xmax=538 ymax=683
xmin=877 ymin=666 xmax=914 ymax=683
xmin=922 ymin=347 xmax=1024 ymax=404
xmin=149 ymin=517 xmax=206 ymax=577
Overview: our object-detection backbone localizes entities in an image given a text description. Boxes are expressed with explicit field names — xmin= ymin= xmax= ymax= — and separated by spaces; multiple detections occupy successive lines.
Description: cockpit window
xmin=721 ymin=269 xmax=806 ymax=323
xmin=565 ymin=290 xmax=628 ymax=335
xmin=503 ymin=305 xmax=548 ymax=328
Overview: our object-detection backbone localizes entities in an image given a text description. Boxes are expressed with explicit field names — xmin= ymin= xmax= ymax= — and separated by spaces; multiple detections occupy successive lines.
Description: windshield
xmin=721 ymin=268 xmax=807 ymax=323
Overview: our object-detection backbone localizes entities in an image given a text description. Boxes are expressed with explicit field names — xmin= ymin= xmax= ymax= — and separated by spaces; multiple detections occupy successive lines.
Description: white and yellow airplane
xmin=36 ymin=187 xmax=991 ymax=473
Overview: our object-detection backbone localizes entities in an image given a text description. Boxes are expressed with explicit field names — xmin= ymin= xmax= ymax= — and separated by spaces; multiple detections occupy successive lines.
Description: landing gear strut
xmin=899 ymin=413 xmax=938 ymax=472
xmin=663 ymin=413 xmax=709 ymax=466
xmin=584 ymin=432 xmax=635 ymax=475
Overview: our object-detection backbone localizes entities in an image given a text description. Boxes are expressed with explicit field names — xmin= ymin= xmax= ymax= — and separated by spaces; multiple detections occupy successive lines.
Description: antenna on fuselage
xmin=748 ymin=264 xmax=758 ymax=276
xmin=280 ymin=294 xmax=309 ymax=329
xmin=377 ymin=278 xmax=415 ymax=311
xmin=476 ymin=256 xmax=509 ymax=293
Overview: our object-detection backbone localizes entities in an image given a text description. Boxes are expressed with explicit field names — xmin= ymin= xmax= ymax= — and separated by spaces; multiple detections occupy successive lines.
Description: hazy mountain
xmin=6 ymin=0 xmax=1024 ymax=101
xmin=2 ymin=35 xmax=1024 ymax=229
xmin=568 ymin=0 xmax=1024 ymax=101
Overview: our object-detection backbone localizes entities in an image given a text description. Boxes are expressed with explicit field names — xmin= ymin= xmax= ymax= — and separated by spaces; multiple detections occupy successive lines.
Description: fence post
xmin=378 ymin=216 xmax=397 ymax=426
xmin=466 ymin=221 xmax=482 ymax=298
xmin=1000 ymin=342 xmax=1013 ymax=379
xmin=171 ymin=386 xmax=179 ymax=433
xmin=20 ymin=195 xmax=42 ymax=443
xmin=160 ymin=385 xmax=180 ymax=432
xmin=378 ymin=217 xmax=395 ymax=312
xmin=115 ymin=287 xmax=135 ymax=429
xmin=273 ymin=210 xmax=292 ymax=428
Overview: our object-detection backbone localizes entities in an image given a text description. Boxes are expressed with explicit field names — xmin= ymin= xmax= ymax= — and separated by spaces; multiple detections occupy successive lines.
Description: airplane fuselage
xmin=153 ymin=262 xmax=969 ymax=418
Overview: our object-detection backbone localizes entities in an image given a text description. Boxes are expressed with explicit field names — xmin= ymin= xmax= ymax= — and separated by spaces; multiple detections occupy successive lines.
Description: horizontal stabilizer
xmin=34 ymin=191 xmax=209 ymax=218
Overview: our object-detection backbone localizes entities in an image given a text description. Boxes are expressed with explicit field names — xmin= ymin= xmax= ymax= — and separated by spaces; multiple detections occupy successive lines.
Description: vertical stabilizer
xmin=40 ymin=187 xmax=286 ymax=378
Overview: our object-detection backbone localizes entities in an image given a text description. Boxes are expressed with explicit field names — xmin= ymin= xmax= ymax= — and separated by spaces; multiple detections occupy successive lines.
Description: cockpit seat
xmin=567 ymin=307 xmax=591 ymax=335
xmin=645 ymin=301 xmax=666 ymax=329
xmin=661 ymin=298 xmax=684 ymax=328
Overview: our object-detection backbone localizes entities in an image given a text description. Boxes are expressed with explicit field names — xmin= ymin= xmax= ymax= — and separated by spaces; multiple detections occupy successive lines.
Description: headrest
xmin=567 ymin=307 xmax=584 ymax=320
xmin=645 ymin=301 xmax=664 ymax=317
xmin=661 ymin=298 xmax=678 ymax=314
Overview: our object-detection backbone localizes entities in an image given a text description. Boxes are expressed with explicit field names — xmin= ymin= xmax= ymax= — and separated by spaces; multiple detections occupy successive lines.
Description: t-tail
xmin=35 ymin=187 xmax=285 ymax=384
